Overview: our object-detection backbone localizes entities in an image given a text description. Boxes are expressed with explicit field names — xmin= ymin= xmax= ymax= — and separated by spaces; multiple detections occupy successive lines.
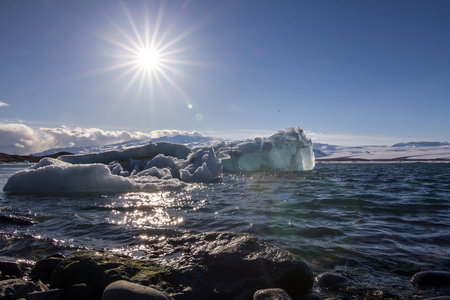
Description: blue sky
xmin=1 ymin=0 xmax=449 ymax=153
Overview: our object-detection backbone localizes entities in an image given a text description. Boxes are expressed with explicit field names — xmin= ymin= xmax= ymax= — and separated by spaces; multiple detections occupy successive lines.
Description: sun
xmin=136 ymin=47 xmax=161 ymax=70
xmin=92 ymin=1 xmax=205 ymax=99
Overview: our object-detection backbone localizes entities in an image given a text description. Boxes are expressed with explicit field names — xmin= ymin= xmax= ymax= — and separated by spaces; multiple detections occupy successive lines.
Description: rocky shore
xmin=0 ymin=232 xmax=449 ymax=300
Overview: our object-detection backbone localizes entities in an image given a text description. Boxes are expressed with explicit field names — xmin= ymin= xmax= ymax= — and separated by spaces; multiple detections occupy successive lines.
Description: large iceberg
xmin=3 ymin=127 xmax=314 ymax=193
xmin=3 ymin=147 xmax=222 ymax=193
xmin=217 ymin=127 xmax=315 ymax=172
xmin=2 ymin=157 xmax=186 ymax=193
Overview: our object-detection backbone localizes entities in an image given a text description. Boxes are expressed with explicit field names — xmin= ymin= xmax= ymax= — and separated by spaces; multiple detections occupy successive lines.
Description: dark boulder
xmin=314 ymin=272 xmax=349 ymax=291
xmin=48 ymin=232 xmax=313 ymax=300
xmin=0 ymin=261 xmax=22 ymax=278
xmin=30 ymin=254 xmax=65 ymax=284
xmin=49 ymin=250 xmax=169 ymax=299
xmin=64 ymin=283 xmax=95 ymax=300
xmin=0 ymin=278 xmax=45 ymax=300
xmin=26 ymin=288 xmax=65 ymax=300
xmin=411 ymin=271 xmax=450 ymax=288
xmin=142 ymin=231 xmax=313 ymax=299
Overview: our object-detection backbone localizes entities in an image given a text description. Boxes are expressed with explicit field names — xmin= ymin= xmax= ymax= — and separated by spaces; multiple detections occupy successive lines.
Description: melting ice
xmin=3 ymin=127 xmax=315 ymax=193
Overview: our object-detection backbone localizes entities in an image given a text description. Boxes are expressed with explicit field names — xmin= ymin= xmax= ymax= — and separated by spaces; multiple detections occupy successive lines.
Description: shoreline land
xmin=1 ymin=152 xmax=449 ymax=164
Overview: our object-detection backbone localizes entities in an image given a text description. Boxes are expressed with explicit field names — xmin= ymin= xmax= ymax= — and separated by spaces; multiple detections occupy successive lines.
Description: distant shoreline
xmin=1 ymin=152 xmax=449 ymax=164
xmin=0 ymin=152 xmax=71 ymax=163
xmin=316 ymin=158 xmax=450 ymax=163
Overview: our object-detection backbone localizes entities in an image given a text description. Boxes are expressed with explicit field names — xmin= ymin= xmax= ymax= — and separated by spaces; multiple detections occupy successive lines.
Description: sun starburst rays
xmin=92 ymin=1 xmax=201 ymax=101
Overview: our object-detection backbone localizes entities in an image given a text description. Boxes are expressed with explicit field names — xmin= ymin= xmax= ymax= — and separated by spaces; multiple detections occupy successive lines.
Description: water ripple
xmin=1 ymin=163 xmax=449 ymax=297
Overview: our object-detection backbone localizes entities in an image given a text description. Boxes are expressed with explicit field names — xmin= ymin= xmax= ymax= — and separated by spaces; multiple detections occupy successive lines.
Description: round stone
xmin=102 ymin=280 xmax=171 ymax=300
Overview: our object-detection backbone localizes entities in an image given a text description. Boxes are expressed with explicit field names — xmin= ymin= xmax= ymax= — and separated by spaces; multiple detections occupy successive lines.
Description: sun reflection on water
xmin=105 ymin=188 xmax=207 ymax=229
xmin=108 ymin=192 xmax=186 ymax=227
xmin=101 ymin=184 xmax=210 ymax=257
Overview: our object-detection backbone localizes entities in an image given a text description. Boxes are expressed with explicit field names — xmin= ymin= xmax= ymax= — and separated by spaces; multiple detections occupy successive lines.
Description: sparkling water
xmin=1 ymin=163 xmax=449 ymax=297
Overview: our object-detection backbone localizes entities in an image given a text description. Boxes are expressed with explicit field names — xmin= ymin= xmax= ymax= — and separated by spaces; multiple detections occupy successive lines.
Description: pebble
xmin=102 ymin=280 xmax=172 ymax=300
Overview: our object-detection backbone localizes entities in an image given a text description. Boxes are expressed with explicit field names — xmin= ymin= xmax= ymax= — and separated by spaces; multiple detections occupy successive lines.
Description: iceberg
xmin=2 ymin=157 xmax=187 ymax=193
xmin=58 ymin=142 xmax=191 ymax=167
xmin=3 ymin=127 xmax=315 ymax=193
xmin=217 ymin=127 xmax=315 ymax=172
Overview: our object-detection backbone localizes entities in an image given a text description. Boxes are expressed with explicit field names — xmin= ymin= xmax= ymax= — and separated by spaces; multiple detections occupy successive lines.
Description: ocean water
xmin=1 ymin=162 xmax=449 ymax=298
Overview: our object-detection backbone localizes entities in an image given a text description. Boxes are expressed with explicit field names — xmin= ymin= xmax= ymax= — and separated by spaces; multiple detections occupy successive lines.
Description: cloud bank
xmin=1 ymin=122 xmax=435 ymax=156
xmin=0 ymin=123 xmax=43 ymax=155
xmin=0 ymin=101 xmax=9 ymax=107
xmin=0 ymin=123 xmax=203 ymax=155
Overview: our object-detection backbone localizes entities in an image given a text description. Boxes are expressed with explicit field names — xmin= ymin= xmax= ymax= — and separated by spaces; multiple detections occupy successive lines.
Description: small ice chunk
xmin=180 ymin=147 xmax=222 ymax=182
xmin=137 ymin=167 xmax=173 ymax=179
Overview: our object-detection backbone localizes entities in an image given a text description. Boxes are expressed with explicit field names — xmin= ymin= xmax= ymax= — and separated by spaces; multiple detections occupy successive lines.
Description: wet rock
xmin=0 ymin=278 xmax=43 ymax=300
xmin=253 ymin=289 xmax=322 ymax=300
xmin=0 ymin=261 xmax=22 ymax=278
xmin=314 ymin=272 xmax=349 ymax=290
xmin=26 ymin=288 xmax=64 ymax=300
xmin=30 ymin=254 xmax=65 ymax=284
xmin=145 ymin=231 xmax=313 ymax=299
xmin=48 ymin=232 xmax=313 ymax=300
xmin=424 ymin=297 xmax=450 ymax=300
xmin=64 ymin=283 xmax=94 ymax=300
xmin=0 ymin=214 xmax=36 ymax=226
xmin=411 ymin=271 xmax=450 ymax=288
xmin=253 ymin=288 xmax=292 ymax=299
xmin=297 ymin=294 xmax=323 ymax=300
xmin=102 ymin=280 xmax=171 ymax=300
xmin=49 ymin=250 xmax=169 ymax=299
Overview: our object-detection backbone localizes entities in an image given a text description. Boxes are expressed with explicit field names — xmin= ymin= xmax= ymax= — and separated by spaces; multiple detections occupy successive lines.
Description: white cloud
xmin=40 ymin=126 xmax=137 ymax=149
xmin=0 ymin=123 xmax=206 ymax=155
xmin=0 ymin=122 xmax=422 ymax=156
xmin=40 ymin=127 xmax=204 ymax=149
xmin=0 ymin=101 xmax=9 ymax=107
xmin=0 ymin=123 xmax=43 ymax=155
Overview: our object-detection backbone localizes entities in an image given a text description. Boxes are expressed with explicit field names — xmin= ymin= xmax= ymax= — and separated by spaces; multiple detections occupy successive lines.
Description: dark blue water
xmin=1 ymin=163 xmax=449 ymax=298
